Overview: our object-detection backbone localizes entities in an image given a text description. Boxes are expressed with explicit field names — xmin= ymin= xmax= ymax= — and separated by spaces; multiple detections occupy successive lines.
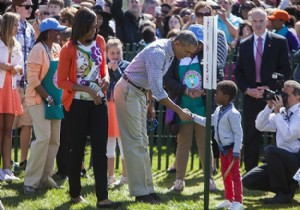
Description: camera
xmin=263 ymin=73 xmax=287 ymax=104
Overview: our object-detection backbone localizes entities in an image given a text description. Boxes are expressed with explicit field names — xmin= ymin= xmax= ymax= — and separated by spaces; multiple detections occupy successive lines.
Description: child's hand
xmin=233 ymin=152 xmax=240 ymax=160
xmin=107 ymin=60 xmax=118 ymax=72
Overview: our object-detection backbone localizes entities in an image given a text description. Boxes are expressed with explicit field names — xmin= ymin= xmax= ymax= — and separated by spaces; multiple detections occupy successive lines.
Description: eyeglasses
xmin=19 ymin=4 xmax=34 ymax=10
xmin=41 ymin=11 xmax=50 ymax=16
xmin=195 ymin=12 xmax=211 ymax=18
xmin=60 ymin=18 xmax=68 ymax=23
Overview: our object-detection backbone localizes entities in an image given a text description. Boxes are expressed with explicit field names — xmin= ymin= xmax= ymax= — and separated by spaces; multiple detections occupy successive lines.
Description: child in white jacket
xmin=192 ymin=80 xmax=244 ymax=210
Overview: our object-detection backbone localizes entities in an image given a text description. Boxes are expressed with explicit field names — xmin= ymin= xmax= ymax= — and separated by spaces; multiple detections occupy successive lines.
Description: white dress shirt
xmin=255 ymin=102 xmax=300 ymax=153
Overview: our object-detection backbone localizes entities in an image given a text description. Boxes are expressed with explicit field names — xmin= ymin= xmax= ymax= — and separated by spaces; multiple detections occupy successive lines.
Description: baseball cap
xmin=188 ymin=24 xmax=204 ymax=43
xmin=39 ymin=18 xmax=67 ymax=33
xmin=267 ymin=10 xmax=290 ymax=21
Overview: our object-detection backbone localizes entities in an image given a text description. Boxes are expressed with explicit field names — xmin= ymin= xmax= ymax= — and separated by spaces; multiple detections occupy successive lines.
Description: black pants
xmin=243 ymin=96 xmax=266 ymax=172
xmin=66 ymin=99 xmax=108 ymax=201
xmin=243 ymin=145 xmax=300 ymax=195
xmin=56 ymin=109 xmax=69 ymax=176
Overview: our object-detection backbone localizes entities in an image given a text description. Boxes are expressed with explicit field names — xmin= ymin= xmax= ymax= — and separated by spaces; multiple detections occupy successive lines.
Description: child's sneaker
xmin=170 ymin=179 xmax=185 ymax=192
xmin=0 ymin=169 xmax=12 ymax=182
xmin=107 ymin=176 xmax=116 ymax=187
xmin=0 ymin=200 xmax=4 ymax=210
xmin=13 ymin=160 xmax=27 ymax=172
xmin=228 ymin=201 xmax=243 ymax=210
xmin=209 ymin=178 xmax=219 ymax=192
xmin=216 ymin=200 xmax=232 ymax=209
xmin=115 ymin=176 xmax=127 ymax=186
xmin=3 ymin=169 xmax=20 ymax=181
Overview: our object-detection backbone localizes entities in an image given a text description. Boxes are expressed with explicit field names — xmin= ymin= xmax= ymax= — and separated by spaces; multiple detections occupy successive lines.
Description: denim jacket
xmin=107 ymin=59 xmax=130 ymax=101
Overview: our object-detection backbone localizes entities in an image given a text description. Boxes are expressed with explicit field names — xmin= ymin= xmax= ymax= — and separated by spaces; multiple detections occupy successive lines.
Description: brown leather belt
xmin=123 ymin=74 xmax=148 ymax=93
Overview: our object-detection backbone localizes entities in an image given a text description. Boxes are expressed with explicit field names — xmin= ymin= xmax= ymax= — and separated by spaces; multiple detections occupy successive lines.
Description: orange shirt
xmin=57 ymin=35 xmax=107 ymax=111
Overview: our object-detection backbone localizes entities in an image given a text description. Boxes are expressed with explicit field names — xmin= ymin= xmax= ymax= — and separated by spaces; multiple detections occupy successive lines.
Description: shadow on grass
xmin=243 ymin=198 xmax=300 ymax=210
xmin=1 ymin=181 xmax=49 ymax=208
xmin=53 ymin=201 xmax=133 ymax=210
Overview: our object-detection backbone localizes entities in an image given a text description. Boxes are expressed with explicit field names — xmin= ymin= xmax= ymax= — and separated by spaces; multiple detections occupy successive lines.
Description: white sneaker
xmin=0 ymin=169 xmax=12 ymax=182
xmin=209 ymin=178 xmax=219 ymax=192
xmin=171 ymin=179 xmax=185 ymax=192
xmin=107 ymin=176 xmax=116 ymax=187
xmin=228 ymin=202 xmax=243 ymax=210
xmin=216 ymin=200 xmax=232 ymax=209
xmin=3 ymin=169 xmax=20 ymax=181
xmin=0 ymin=200 xmax=4 ymax=210
xmin=115 ymin=176 xmax=127 ymax=186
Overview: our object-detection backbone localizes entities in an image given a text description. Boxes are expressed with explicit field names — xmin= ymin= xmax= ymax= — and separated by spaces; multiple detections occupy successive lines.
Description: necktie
xmin=282 ymin=110 xmax=293 ymax=122
xmin=255 ymin=37 xmax=263 ymax=83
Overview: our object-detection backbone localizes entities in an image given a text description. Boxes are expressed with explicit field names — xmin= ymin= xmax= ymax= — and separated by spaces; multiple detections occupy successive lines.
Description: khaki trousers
xmin=24 ymin=104 xmax=60 ymax=188
xmin=176 ymin=123 xmax=213 ymax=180
xmin=114 ymin=78 xmax=155 ymax=196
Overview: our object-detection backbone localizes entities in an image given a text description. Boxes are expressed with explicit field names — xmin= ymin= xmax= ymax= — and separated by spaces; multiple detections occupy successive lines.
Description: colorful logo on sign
xmin=183 ymin=70 xmax=202 ymax=89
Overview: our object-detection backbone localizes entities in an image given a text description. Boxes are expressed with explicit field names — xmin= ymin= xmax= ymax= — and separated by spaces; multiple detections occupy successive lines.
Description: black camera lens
xmin=263 ymin=89 xmax=276 ymax=100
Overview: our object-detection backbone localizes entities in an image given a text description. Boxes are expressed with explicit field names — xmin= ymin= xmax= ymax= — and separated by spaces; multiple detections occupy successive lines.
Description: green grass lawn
xmin=1 ymin=146 xmax=300 ymax=210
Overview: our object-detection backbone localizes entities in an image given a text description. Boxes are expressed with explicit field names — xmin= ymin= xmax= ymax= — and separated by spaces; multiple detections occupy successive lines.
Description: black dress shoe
xmin=135 ymin=195 xmax=159 ymax=204
xmin=150 ymin=193 xmax=162 ymax=202
xmin=97 ymin=201 xmax=121 ymax=209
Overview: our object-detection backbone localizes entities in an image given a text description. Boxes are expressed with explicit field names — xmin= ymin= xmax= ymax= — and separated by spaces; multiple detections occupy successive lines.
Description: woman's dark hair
xmin=71 ymin=7 xmax=97 ymax=45
xmin=36 ymin=31 xmax=49 ymax=44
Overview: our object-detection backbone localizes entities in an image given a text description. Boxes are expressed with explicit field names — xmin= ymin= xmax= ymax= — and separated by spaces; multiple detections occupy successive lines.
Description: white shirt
xmin=0 ymin=39 xmax=24 ymax=89
xmin=255 ymin=102 xmax=300 ymax=153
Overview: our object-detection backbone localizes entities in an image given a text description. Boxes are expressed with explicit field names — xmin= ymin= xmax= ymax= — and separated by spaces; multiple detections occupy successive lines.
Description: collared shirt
xmin=124 ymin=39 xmax=174 ymax=101
xmin=16 ymin=19 xmax=35 ymax=87
xmin=255 ymin=102 xmax=300 ymax=153
xmin=253 ymin=30 xmax=267 ymax=58
xmin=16 ymin=19 xmax=35 ymax=67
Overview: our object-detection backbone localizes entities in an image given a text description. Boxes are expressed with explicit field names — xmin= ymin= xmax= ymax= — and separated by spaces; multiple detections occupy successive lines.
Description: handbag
xmin=44 ymin=103 xmax=64 ymax=120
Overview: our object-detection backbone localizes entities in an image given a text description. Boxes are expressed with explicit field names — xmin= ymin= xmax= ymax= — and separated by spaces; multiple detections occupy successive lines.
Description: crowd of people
xmin=0 ymin=0 xmax=300 ymax=209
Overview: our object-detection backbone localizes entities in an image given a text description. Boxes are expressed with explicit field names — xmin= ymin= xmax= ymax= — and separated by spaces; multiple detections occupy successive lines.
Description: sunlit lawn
xmin=0 ymin=145 xmax=299 ymax=210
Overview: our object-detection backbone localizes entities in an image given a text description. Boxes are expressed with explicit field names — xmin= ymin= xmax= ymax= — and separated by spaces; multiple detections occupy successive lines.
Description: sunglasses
xmin=60 ymin=18 xmax=68 ymax=23
xmin=19 ymin=4 xmax=34 ymax=10
xmin=41 ymin=11 xmax=50 ymax=16
xmin=195 ymin=12 xmax=211 ymax=18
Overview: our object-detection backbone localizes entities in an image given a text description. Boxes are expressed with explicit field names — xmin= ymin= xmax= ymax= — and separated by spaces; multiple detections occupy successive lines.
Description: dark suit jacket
xmin=235 ymin=32 xmax=291 ymax=93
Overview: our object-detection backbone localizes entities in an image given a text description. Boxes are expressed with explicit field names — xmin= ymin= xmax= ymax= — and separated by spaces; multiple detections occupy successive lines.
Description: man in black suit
xmin=235 ymin=7 xmax=291 ymax=172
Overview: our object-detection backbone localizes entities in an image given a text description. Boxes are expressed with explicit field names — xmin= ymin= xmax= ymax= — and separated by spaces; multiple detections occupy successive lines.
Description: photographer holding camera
xmin=242 ymin=80 xmax=300 ymax=204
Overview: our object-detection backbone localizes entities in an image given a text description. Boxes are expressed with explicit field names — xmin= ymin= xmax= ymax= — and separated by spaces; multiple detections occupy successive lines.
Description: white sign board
xmin=203 ymin=16 xmax=218 ymax=90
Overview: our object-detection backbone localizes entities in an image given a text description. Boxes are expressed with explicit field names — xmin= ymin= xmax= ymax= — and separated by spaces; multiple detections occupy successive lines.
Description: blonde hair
xmin=106 ymin=37 xmax=123 ymax=55
xmin=284 ymin=80 xmax=300 ymax=96
xmin=0 ymin=12 xmax=19 ymax=50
